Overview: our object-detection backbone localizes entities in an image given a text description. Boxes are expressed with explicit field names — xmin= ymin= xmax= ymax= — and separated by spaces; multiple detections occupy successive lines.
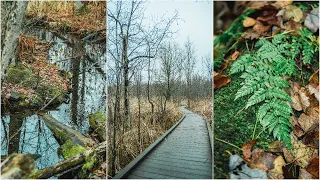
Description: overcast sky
xmin=144 ymin=0 xmax=213 ymax=72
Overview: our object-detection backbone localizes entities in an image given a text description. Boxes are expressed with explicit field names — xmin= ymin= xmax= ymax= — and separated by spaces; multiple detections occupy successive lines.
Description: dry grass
xmin=189 ymin=98 xmax=212 ymax=124
xmin=108 ymin=98 xmax=183 ymax=176
xmin=26 ymin=1 xmax=106 ymax=34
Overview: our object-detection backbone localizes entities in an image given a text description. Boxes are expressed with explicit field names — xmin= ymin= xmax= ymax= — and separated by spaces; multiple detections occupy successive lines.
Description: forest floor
xmin=214 ymin=1 xmax=319 ymax=179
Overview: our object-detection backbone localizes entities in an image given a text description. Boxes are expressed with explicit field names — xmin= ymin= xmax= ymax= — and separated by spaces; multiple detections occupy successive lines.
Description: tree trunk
xmin=147 ymin=50 xmax=155 ymax=123
xmin=123 ymin=36 xmax=130 ymax=128
xmin=1 ymin=1 xmax=28 ymax=80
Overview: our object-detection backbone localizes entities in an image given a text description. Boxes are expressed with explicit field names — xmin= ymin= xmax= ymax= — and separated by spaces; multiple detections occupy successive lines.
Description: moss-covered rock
xmin=61 ymin=140 xmax=86 ymax=159
xmin=1 ymin=63 xmax=70 ymax=112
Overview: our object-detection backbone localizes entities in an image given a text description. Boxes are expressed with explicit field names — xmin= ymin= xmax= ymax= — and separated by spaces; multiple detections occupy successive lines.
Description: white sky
xmin=144 ymin=0 xmax=213 ymax=72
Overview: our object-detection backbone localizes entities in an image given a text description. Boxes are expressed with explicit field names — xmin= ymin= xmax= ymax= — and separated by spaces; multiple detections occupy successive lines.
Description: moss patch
xmin=61 ymin=140 xmax=86 ymax=159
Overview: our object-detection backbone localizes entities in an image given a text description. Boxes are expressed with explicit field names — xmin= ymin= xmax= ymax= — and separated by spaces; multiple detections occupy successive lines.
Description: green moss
xmin=214 ymin=72 xmax=272 ymax=179
xmin=89 ymin=111 xmax=105 ymax=124
xmin=61 ymin=140 xmax=86 ymax=159
xmin=80 ymin=151 xmax=97 ymax=178
xmin=6 ymin=64 xmax=37 ymax=88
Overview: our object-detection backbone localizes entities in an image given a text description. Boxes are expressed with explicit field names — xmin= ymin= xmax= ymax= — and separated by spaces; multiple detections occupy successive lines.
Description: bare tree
xmin=108 ymin=0 xmax=178 ymax=128
xmin=158 ymin=42 xmax=182 ymax=111
xmin=183 ymin=37 xmax=196 ymax=107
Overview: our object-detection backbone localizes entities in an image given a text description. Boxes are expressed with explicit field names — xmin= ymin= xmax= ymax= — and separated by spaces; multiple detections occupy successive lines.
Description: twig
xmin=40 ymin=94 xmax=59 ymax=111
xmin=215 ymin=137 xmax=242 ymax=151
xmin=54 ymin=54 xmax=84 ymax=63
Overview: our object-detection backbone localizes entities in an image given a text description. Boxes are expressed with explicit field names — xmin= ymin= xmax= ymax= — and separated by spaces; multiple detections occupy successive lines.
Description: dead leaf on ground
xmin=253 ymin=21 xmax=272 ymax=34
xmin=274 ymin=0 xmax=292 ymax=8
xmin=307 ymin=83 xmax=319 ymax=102
xmin=290 ymin=81 xmax=302 ymax=93
xmin=243 ymin=17 xmax=257 ymax=27
xmin=308 ymin=69 xmax=319 ymax=84
xmin=249 ymin=148 xmax=277 ymax=171
xmin=284 ymin=5 xmax=303 ymax=22
xmin=248 ymin=1 xmax=269 ymax=10
xmin=306 ymin=157 xmax=319 ymax=179
xmin=293 ymin=125 xmax=305 ymax=138
xmin=291 ymin=134 xmax=318 ymax=168
xmin=242 ymin=139 xmax=257 ymax=162
xmin=304 ymin=7 xmax=319 ymax=33
xmin=242 ymin=30 xmax=261 ymax=40
xmin=299 ymin=168 xmax=314 ymax=179
xmin=270 ymin=156 xmax=286 ymax=174
xmin=214 ymin=71 xmax=231 ymax=90
xmin=301 ymin=123 xmax=319 ymax=148
xmin=256 ymin=6 xmax=280 ymax=27
xmin=231 ymin=51 xmax=240 ymax=61
xmin=285 ymin=20 xmax=303 ymax=35
xmin=268 ymin=141 xmax=284 ymax=153
xmin=283 ymin=147 xmax=295 ymax=163
xmin=268 ymin=171 xmax=284 ymax=179
xmin=298 ymin=87 xmax=310 ymax=112
xmin=297 ymin=113 xmax=317 ymax=132
xmin=290 ymin=93 xmax=303 ymax=111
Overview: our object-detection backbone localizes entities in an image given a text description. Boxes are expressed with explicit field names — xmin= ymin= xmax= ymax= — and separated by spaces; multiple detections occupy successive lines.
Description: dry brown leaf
xmin=283 ymin=147 xmax=295 ymax=163
xmin=290 ymin=81 xmax=302 ymax=93
xmin=275 ymin=0 xmax=292 ymax=8
xmin=248 ymin=1 xmax=268 ymax=10
xmin=306 ymin=157 xmax=319 ymax=179
xmin=253 ymin=21 xmax=272 ymax=33
xmin=308 ymin=69 xmax=319 ymax=84
xmin=249 ymin=148 xmax=277 ymax=171
xmin=284 ymin=5 xmax=303 ymax=22
xmin=299 ymin=168 xmax=313 ymax=179
xmin=231 ymin=51 xmax=240 ymax=61
xmin=298 ymin=88 xmax=310 ymax=112
xmin=301 ymin=123 xmax=319 ymax=148
xmin=242 ymin=30 xmax=261 ymax=40
xmin=291 ymin=93 xmax=303 ymax=111
xmin=268 ymin=171 xmax=284 ymax=179
xmin=214 ymin=71 xmax=231 ymax=90
xmin=268 ymin=141 xmax=283 ymax=153
xmin=297 ymin=113 xmax=317 ymax=132
xmin=307 ymin=83 xmax=319 ymax=101
xmin=285 ymin=20 xmax=303 ymax=35
xmin=291 ymin=134 xmax=318 ymax=168
xmin=242 ymin=139 xmax=257 ymax=162
xmin=243 ymin=17 xmax=257 ymax=27
xmin=270 ymin=156 xmax=286 ymax=174
xmin=293 ymin=125 xmax=305 ymax=138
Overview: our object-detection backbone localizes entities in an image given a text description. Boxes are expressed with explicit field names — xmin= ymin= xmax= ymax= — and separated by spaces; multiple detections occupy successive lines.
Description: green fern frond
xmin=230 ymin=35 xmax=295 ymax=149
xmin=229 ymin=53 xmax=254 ymax=74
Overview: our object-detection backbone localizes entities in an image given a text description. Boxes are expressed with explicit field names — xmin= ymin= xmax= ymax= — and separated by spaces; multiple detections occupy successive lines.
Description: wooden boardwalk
xmin=114 ymin=107 xmax=212 ymax=179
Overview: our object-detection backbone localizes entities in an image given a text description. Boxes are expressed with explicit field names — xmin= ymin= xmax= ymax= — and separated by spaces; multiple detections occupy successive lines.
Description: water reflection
xmin=0 ymin=29 xmax=106 ymax=169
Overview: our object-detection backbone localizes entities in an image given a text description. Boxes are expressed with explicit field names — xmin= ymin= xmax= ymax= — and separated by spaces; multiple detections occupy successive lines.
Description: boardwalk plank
xmin=117 ymin=107 xmax=212 ymax=179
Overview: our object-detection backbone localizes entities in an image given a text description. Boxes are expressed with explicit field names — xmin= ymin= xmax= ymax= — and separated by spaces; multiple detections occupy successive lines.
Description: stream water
xmin=0 ymin=28 xmax=106 ymax=170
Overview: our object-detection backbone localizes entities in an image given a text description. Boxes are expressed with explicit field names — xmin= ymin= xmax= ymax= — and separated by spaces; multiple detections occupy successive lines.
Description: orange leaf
xmin=243 ymin=17 xmax=256 ymax=27
xmin=231 ymin=51 xmax=240 ymax=61
xmin=242 ymin=139 xmax=257 ymax=162
xmin=214 ymin=71 xmax=231 ymax=90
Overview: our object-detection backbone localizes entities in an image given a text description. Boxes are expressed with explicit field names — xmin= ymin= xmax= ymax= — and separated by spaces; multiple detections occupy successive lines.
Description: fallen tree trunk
xmin=42 ymin=114 xmax=93 ymax=146
xmin=30 ymin=141 xmax=106 ymax=179
xmin=0 ymin=154 xmax=37 ymax=179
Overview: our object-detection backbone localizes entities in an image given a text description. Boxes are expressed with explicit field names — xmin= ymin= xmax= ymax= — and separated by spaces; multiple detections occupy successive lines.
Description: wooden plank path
xmin=114 ymin=106 xmax=212 ymax=179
